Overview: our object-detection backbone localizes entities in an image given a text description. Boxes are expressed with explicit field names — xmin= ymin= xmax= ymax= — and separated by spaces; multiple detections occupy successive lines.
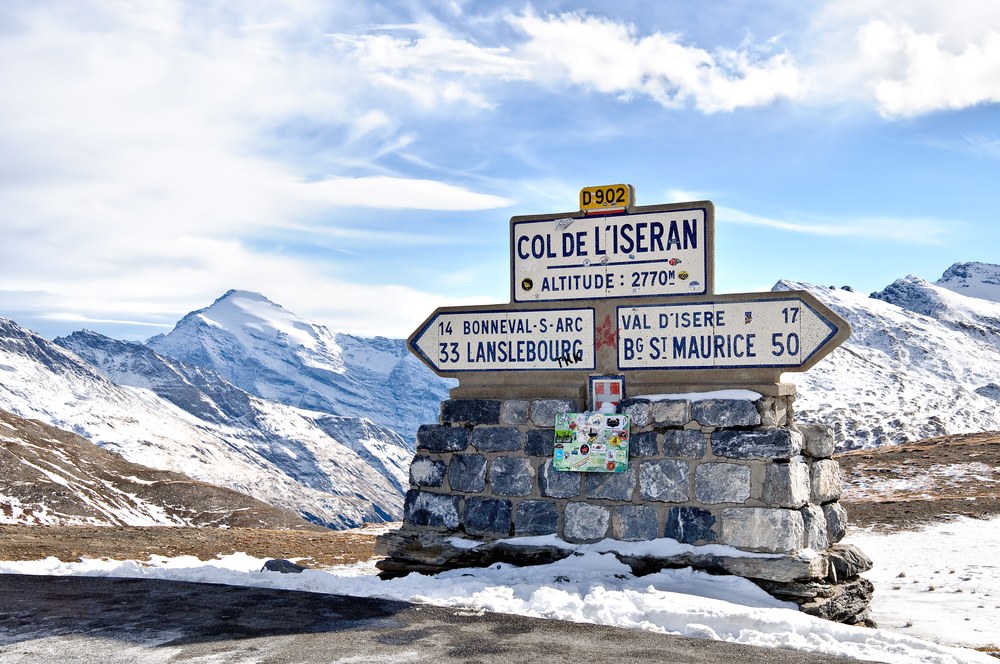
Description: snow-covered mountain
xmin=145 ymin=290 xmax=454 ymax=441
xmin=936 ymin=261 xmax=1000 ymax=303
xmin=784 ymin=266 xmax=1000 ymax=449
xmin=0 ymin=408 xmax=313 ymax=528
xmin=0 ymin=318 xmax=409 ymax=528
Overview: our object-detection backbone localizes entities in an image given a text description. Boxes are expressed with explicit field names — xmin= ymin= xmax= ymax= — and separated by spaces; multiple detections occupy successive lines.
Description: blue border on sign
xmin=409 ymin=307 xmax=597 ymax=373
xmin=511 ymin=206 xmax=711 ymax=303
xmin=613 ymin=297 xmax=839 ymax=372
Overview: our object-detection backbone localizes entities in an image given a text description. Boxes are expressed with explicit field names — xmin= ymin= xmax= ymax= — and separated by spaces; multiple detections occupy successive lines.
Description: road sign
xmin=511 ymin=202 xmax=713 ymax=303
xmin=409 ymin=306 xmax=596 ymax=374
xmin=579 ymin=184 xmax=634 ymax=214
xmin=616 ymin=292 xmax=848 ymax=372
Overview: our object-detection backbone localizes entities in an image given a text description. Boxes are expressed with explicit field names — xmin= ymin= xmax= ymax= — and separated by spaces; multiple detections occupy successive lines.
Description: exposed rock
xmin=662 ymin=429 xmax=707 ymax=457
xmin=639 ymin=460 xmax=690 ymax=502
xmin=261 ymin=558 xmax=306 ymax=574
xmin=651 ymin=399 xmax=689 ymax=426
xmin=720 ymin=507 xmax=804 ymax=553
xmin=611 ymin=505 xmax=659 ymax=541
xmin=489 ymin=456 xmax=534 ymax=496
xmin=761 ymin=461 xmax=810 ymax=508
xmin=529 ymin=399 xmax=577 ymax=427
xmin=695 ymin=463 xmax=751 ymax=504
xmin=584 ymin=466 xmax=637 ymax=501
xmin=564 ymin=502 xmax=610 ymax=542
xmin=712 ymin=428 xmax=802 ymax=460
xmin=447 ymin=454 xmax=487 ymax=493
xmin=417 ymin=425 xmax=469 ymax=453
xmin=471 ymin=426 xmax=522 ymax=452
xmin=692 ymin=399 xmax=761 ymax=428
xmin=441 ymin=399 xmax=501 ymax=425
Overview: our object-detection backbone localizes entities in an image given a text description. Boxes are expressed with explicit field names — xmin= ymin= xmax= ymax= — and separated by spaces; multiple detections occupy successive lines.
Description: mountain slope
xmin=936 ymin=261 xmax=1000 ymax=303
xmin=780 ymin=277 xmax=1000 ymax=449
xmin=145 ymin=290 xmax=453 ymax=440
xmin=0 ymin=318 xmax=406 ymax=528
xmin=0 ymin=408 xmax=314 ymax=528
xmin=55 ymin=330 xmax=412 ymax=494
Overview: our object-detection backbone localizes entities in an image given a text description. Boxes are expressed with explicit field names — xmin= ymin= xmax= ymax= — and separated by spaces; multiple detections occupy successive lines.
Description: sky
xmin=2 ymin=1 xmax=1000 ymax=341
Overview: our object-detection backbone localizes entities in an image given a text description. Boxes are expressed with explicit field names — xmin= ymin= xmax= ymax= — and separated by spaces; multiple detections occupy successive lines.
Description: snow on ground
xmin=3 ymin=526 xmax=1000 ymax=664
xmin=851 ymin=516 xmax=1000 ymax=652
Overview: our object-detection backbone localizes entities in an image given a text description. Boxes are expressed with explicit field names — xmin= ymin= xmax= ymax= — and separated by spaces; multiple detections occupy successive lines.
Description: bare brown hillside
xmin=838 ymin=431 xmax=1000 ymax=531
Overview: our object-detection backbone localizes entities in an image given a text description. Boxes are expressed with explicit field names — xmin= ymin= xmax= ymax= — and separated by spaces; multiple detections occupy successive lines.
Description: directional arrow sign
xmin=615 ymin=291 xmax=849 ymax=372
xmin=409 ymin=306 xmax=596 ymax=374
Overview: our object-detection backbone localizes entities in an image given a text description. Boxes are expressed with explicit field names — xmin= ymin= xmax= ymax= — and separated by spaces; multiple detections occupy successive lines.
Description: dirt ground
xmin=838 ymin=431 xmax=1000 ymax=532
xmin=0 ymin=523 xmax=384 ymax=567
xmin=2 ymin=432 xmax=1000 ymax=565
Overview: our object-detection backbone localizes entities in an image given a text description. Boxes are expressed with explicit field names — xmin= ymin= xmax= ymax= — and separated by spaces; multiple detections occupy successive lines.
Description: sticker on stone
xmin=553 ymin=412 xmax=630 ymax=473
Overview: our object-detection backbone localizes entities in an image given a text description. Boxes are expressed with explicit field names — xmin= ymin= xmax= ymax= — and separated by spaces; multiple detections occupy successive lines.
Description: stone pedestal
xmin=377 ymin=389 xmax=873 ymax=625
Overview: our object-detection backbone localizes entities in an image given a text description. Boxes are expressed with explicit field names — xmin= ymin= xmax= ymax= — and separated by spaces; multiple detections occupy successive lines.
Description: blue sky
xmin=2 ymin=1 xmax=1000 ymax=341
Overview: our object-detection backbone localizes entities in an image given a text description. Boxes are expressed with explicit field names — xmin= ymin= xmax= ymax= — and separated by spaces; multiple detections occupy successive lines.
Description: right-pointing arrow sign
xmin=616 ymin=291 xmax=850 ymax=372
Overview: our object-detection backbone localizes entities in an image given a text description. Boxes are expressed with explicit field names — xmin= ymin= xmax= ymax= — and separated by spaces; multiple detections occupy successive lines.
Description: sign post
xmin=511 ymin=201 xmax=714 ymax=302
xmin=406 ymin=186 xmax=849 ymax=399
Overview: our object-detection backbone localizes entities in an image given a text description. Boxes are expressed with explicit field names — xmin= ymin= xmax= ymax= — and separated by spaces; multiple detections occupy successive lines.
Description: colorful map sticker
xmin=553 ymin=412 xmax=630 ymax=473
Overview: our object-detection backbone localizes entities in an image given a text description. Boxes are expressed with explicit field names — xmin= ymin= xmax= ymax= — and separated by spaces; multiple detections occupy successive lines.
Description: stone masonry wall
xmin=402 ymin=392 xmax=847 ymax=554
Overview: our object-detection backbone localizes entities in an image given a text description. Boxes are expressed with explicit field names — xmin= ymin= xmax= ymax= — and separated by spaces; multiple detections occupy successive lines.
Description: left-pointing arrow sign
xmin=408 ymin=306 xmax=596 ymax=374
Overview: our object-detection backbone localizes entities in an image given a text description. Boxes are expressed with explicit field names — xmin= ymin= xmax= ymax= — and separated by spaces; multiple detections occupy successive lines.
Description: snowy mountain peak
xmin=193 ymin=289 xmax=331 ymax=353
xmin=146 ymin=292 xmax=453 ymax=440
xmin=936 ymin=261 xmax=1000 ymax=303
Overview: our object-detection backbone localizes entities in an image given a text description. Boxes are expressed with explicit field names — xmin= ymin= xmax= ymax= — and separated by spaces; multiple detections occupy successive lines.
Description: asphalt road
xmin=0 ymin=574 xmax=870 ymax=663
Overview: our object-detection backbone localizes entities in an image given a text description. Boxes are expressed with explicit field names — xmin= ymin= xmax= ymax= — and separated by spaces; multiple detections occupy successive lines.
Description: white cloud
xmin=718 ymin=206 xmax=950 ymax=244
xmin=508 ymin=10 xmax=803 ymax=112
xmin=804 ymin=0 xmax=1000 ymax=116
xmin=302 ymin=176 xmax=512 ymax=210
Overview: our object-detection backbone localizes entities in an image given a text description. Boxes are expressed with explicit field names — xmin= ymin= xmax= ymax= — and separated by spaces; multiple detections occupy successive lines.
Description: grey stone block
xmin=720 ymin=507 xmax=805 ymax=554
xmin=417 ymin=425 xmax=469 ymax=453
xmin=665 ymin=506 xmax=717 ymax=544
xmin=695 ymin=463 xmax=751 ymax=504
xmin=514 ymin=500 xmax=559 ymax=536
xmin=530 ymin=399 xmax=576 ymax=427
xmin=584 ymin=466 xmax=637 ymax=500
xmin=441 ymin=399 xmax=501 ymax=425
xmin=539 ymin=460 xmax=581 ymax=498
xmin=409 ymin=455 xmax=446 ymax=487
xmin=464 ymin=497 xmax=512 ymax=536
xmin=826 ymin=543 xmax=873 ymax=580
xmin=651 ymin=399 xmax=689 ymax=426
xmin=800 ymin=504 xmax=829 ymax=550
xmin=525 ymin=429 xmax=555 ymax=457
xmin=500 ymin=400 xmax=530 ymax=426
xmin=448 ymin=454 xmax=487 ymax=493
xmin=628 ymin=431 xmax=660 ymax=459
xmin=618 ymin=398 xmax=651 ymax=427
xmin=799 ymin=424 xmax=835 ymax=459
xmin=711 ymin=428 xmax=802 ymax=460
xmin=639 ymin=460 xmax=689 ymax=502
xmin=692 ymin=399 xmax=762 ymax=428
xmin=629 ymin=431 xmax=658 ymax=458
xmin=611 ymin=505 xmax=660 ymax=541
xmin=490 ymin=456 xmax=534 ymax=496
xmin=823 ymin=502 xmax=848 ymax=544
xmin=811 ymin=459 xmax=843 ymax=503
xmin=564 ymin=502 xmax=610 ymax=542
xmin=404 ymin=490 xmax=461 ymax=529
xmin=762 ymin=461 xmax=810 ymax=508
xmin=471 ymin=426 xmax=522 ymax=452
xmin=663 ymin=429 xmax=707 ymax=458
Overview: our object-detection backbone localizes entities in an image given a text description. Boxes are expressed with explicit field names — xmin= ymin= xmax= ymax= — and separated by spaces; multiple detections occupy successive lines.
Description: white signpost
xmin=407 ymin=188 xmax=848 ymax=392
xmin=511 ymin=204 xmax=711 ymax=303
xmin=616 ymin=294 xmax=844 ymax=371
xmin=409 ymin=307 xmax=596 ymax=373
